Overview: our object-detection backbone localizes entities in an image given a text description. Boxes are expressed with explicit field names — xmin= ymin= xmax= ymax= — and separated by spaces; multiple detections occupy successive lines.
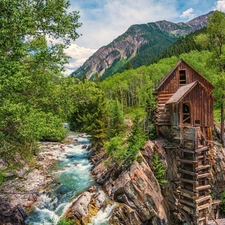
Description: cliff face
xmin=65 ymin=139 xmax=173 ymax=224
xmin=71 ymin=11 xmax=213 ymax=80
xmin=65 ymin=135 xmax=225 ymax=225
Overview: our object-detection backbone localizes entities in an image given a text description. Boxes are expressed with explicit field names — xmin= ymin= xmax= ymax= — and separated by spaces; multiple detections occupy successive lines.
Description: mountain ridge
xmin=71 ymin=11 xmax=214 ymax=80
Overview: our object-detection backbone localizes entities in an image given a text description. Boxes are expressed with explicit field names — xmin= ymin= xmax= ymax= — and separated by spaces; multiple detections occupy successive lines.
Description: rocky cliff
xmin=65 ymin=135 xmax=225 ymax=225
xmin=71 ymin=11 xmax=213 ymax=80
xmin=65 ymin=141 xmax=168 ymax=224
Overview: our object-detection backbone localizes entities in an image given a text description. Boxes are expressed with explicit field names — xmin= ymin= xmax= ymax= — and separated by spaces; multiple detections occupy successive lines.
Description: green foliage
xmin=104 ymin=115 xmax=146 ymax=166
xmin=126 ymin=115 xmax=146 ymax=163
xmin=0 ymin=0 xmax=81 ymax=175
xmin=152 ymin=152 xmax=168 ymax=185
xmin=151 ymin=27 xmax=207 ymax=64
xmin=194 ymin=11 xmax=225 ymax=146
xmin=104 ymin=135 xmax=126 ymax=161
xmin=0 ymin=170 xmax=5 ymax=185
xmin=220 ymin=190 xmax=225 ymax=213
xmin=107 ymin=99 xmax=126 ymax=138
xmin=70 ymin=80 xmax=108 ymax=144
xmin=57 ymin=218 xmax=74 ymax=225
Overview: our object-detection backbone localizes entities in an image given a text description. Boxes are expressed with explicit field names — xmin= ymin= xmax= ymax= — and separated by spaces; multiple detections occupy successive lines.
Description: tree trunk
xmin=221 ymin=102 xmax=225 ymax=147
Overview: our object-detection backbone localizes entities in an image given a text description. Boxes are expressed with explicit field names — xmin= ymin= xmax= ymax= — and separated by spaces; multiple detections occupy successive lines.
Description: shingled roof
xmin=166 ymin=81 xmax=215 ymax=104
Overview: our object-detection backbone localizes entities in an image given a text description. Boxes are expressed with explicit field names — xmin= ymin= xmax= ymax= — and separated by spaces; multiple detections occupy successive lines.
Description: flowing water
xmin=25 ymin=133 xmax=94 ymax=225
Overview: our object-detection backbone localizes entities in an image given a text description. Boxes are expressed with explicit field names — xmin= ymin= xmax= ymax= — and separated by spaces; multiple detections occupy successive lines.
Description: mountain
xmin=71 ymin=11 xmax=213 ymax=80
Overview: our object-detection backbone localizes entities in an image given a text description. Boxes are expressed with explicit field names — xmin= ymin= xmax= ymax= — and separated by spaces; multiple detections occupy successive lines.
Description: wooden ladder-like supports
xmin=177 ymin=126 xmax=212 ymax=225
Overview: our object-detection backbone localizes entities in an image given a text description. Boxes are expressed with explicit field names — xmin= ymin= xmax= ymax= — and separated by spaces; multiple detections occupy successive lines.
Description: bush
xmin=57 ymin=218 xmax=74 ymax=225
xmin=152 ymin=152 xmax=167 ymax=185
xmin=220 ymin=190 xmax=225 ymax=213
xmin=104 ymin=135 xmax=127 ymax=162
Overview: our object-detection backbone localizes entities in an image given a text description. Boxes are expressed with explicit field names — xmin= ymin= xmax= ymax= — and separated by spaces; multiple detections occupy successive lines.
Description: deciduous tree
xmin=195 ymin=11 xmax=225 ymax=146
xmin=0 ymin=0 xmax=81 ymax=165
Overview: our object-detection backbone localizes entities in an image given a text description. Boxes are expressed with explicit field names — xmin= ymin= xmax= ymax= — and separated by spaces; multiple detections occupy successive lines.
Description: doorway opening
xmin=182 ymin=102 xmax=191 ymax=124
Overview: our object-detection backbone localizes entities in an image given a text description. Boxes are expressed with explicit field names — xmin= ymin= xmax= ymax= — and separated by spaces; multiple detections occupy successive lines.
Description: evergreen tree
xmin=152 ymin=152 xmax=167 ymax=185
xmin=126 ymin=115 xmax=146 ymax=162
xmin=70 ymin=80 xmax=108 ymax=145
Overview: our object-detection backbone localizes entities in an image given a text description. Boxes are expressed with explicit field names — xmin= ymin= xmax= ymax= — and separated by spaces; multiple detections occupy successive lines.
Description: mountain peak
xmin=71 ymin=11 xmax=213 ymax=80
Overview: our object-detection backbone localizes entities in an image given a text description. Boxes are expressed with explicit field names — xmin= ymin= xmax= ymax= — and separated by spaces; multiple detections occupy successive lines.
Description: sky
xmin=64 ymin=0 xmax=225 ymax=75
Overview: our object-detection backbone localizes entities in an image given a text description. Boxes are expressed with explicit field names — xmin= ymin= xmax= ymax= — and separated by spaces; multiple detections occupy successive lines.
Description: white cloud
xmin=215 ymin=0 xmax=225 ymax=12
xmin=63 ymin=44 xmax=96 ymax=76
xmin=65 ymin=0 xmax=215 ymax=74
xmin=73 ymin=0 xmax=179 ymax=49
xmin=180 ymin=8 xmax=196 ymax=20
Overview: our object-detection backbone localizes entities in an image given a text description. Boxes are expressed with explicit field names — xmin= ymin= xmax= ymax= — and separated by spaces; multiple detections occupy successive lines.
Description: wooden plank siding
xmin=156 ymin=60 xmax=214 ymax=93
xmin=156 ymin=60 xmax=215 ymax=225
xmin=181 ymin=84 xmax=214 ymax=128
xmin=156 ymin=92 xmax=174 ymax=126
xmin=156 ymin=59 xmax=215 ymax=131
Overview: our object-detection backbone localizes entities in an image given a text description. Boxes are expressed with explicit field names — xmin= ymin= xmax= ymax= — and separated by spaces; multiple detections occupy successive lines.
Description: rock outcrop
xmin=66 ymin=134 xmax=225 ymax=225
xmin=0 ymin=200 xmax=27 ymax=225
xmin=65 ymin=140 xmax=169 ymax=225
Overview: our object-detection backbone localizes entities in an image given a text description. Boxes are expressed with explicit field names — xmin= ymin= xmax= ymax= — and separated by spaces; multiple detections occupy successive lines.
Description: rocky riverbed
xmin=0 ymin=133 xmax=90 ymax=224
xmin=1 ymin=133 xmax=225 ymax=225
xmin=63 ymin=137 xmax=225 ymax=225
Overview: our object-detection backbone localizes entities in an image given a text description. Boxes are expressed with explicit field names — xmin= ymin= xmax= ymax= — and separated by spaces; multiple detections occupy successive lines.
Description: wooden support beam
xmin=195 ymin=185 xmax=211 ymax=191
xmin=195 ymin=195 xmax=211 ymax=204
xmin=197 ymin=155 xmax=209 ymax=160
xmin=180 ymin=178 xmax=197 ymax=184
xmin=180 ymin=198 xmax=196 ymax=208
xmin=180 ymin=190 xmax=198 ymax=200
xmin=180 ymin=205 xmax=195 ymax=214
xmin=195 ymin=165 xmax=210 ymax=172
xmin=180 ymin=187 xmax=198 ymax=195
xmin=179 ymin=168 xmax=196 ymax=176
xmin=195 ymin=146 xmax=209 ymax=153
xmin=179 ymin=148 xmax=195 ymax=154
xmin=197 ymin=173 xmax=211 ymax=179
xmin=197 ymin=203 xmax=210 ymax=211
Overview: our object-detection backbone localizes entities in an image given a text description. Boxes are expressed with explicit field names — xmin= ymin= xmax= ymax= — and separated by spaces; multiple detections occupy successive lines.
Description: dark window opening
xmin=182 ymin=103 xmax=191 ymax=124
xmin=179 ymin=70 xmax=186 ymax=85
xmin=195 ymin=120 xmax=200 ymax=125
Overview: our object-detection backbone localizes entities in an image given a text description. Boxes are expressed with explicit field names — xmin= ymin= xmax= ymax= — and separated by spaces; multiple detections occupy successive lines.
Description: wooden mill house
xmin=156 ymin=59 xmax=215 ymax=225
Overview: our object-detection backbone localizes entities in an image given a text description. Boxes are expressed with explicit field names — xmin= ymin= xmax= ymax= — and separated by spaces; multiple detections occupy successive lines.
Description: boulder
xmin=65 ymin=187 xmax=108 ymax=224
xmin=0 ymin=200 xmax=27 ymax=225
xmin=70 ymin=192 xmax=93 ymax=219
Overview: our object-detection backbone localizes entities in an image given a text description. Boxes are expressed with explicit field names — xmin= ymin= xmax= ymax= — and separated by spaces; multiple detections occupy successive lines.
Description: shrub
xmin=57 ymin=218 xmax=74 ymax=225
xmin=220 ymin=190 xmax=225 ymax=213
xmin=152 ymin=152 xmax=168 ymax=185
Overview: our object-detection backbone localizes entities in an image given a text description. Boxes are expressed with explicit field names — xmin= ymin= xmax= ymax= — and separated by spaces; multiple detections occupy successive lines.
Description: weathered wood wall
xmin=156 ymin=61 xmax=214 ymax=93
xmin=181 ymin=85 xmax=214 ymax=128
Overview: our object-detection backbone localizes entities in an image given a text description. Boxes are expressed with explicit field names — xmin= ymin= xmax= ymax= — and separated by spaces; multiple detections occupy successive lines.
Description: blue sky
xmin=64 ymin=0 xmax=225 ymax=75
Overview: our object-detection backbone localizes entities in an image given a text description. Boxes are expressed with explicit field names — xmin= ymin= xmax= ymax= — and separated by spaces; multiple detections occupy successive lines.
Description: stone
xmin=0 ymin=201 xmax=27 ymax=225
xmin=91 ymin=141 xmax=168 ymax=224
xmin=70 ymin=192 xmax=93 ymax=219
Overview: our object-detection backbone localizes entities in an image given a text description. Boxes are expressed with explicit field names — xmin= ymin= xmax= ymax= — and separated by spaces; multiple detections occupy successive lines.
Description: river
xmin=25 ymin=132 xmax=109 ymax=225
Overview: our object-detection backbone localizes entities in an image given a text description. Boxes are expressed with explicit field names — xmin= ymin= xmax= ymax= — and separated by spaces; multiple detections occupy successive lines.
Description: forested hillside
xmin=0 ymin=1 xmax=222 ymax=181
xmin=0 ymin=0 xmax=81 ymax=182
xmin=0 ymin=0 xmax=224 ymax=209
xmin=1 ymin=2 xmax=225 ymax=223
xmin=71 ymin=12 xmax=213 ymax=80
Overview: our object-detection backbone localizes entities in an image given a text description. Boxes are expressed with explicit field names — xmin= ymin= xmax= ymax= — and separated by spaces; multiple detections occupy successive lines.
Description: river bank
xmin=1 ymin=132 xmax=225 ymax=225
xmin=0 ymin=132 xmax=93 ymax=224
